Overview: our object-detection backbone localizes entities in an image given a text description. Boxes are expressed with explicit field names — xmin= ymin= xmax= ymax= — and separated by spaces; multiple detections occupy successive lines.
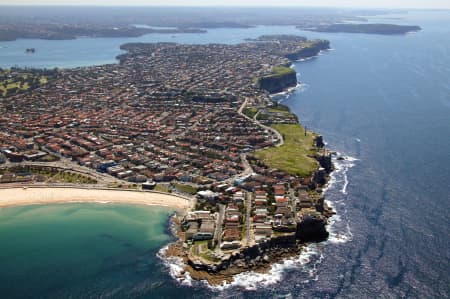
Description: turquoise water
xmin=0 ymin=204 xmax=179 ymax=298
xmin=0 ymin=9 xmax=449 ymax=298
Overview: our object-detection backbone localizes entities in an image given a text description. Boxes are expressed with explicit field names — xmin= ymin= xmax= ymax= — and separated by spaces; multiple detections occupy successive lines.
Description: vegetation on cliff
xmin=284 ymin=39 xmax=330 ymax=61
xmin=270 ymin=66 xmax=296 ymax=77
xmin=255 ymin=66 xmax=297 ymax=93
xmin=255 ymin=122 xmax=319 ymax=177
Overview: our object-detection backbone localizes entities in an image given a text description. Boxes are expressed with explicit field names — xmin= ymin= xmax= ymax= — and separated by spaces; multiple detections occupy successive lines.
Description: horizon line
xmin=0 ymin=4 xmax=448 ymax=10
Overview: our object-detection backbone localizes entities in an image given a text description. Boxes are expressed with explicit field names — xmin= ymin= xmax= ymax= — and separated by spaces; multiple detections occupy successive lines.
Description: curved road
xmin=238 ymin=97 xmax=284 ymax=148
xmin=228 ymin=97 xmax=285 ymax=183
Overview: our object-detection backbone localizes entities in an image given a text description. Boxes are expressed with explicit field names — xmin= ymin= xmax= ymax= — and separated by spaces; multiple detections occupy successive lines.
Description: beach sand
xmin=0 ymin=187 xmax=190 ymax=210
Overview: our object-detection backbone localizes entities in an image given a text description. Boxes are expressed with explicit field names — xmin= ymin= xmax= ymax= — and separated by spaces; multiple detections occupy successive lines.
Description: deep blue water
xmin=0 ymin=10 xmax=449 ymax=299
xmin=276 ymin=11 xmax=450 ymax=298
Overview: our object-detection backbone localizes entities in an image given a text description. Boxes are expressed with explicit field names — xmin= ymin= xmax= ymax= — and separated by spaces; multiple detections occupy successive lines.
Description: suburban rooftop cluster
xmin=0 ymin=38 xmax=312 ymax=185
xmin=1 ymin=37 xmax=334 ymax=279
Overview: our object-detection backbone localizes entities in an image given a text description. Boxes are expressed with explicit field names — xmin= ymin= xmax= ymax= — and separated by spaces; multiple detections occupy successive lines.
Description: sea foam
xmin=159 ymin=81 xmax=358 ymax=291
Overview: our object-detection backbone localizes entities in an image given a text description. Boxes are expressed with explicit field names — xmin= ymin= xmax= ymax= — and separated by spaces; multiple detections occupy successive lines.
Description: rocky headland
xmin=163 ymin=37 xmax=335 ymax=286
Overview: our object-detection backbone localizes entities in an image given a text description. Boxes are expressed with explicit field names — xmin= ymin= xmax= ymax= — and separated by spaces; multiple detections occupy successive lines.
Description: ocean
xmin=0 ymin=10 xmax=449 ymax=298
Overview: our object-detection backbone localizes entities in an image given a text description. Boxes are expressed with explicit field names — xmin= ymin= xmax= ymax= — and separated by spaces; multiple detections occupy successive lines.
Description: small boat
xmin=25 ymin=48 xmax=35 ymax=53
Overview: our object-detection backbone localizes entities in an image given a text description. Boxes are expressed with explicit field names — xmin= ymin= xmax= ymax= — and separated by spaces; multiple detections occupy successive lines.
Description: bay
xmin=0 ymin=9 xmax=449 ymax=298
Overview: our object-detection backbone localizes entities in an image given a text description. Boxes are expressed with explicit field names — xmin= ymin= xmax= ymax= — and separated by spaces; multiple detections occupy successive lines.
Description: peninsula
xmin=303 ymin=23 xmax=422 ymax=35
xmin=0 ymin=35 xmax=333 ymax=285
xmin=0 ymin=24 xmax=206 ymax=42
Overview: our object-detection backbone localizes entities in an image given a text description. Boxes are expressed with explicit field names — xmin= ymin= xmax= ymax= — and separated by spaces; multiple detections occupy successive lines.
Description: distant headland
xmin=302 ymin=23 xmax=422 ymax=35
xmin=0 ymin=34 xmax=334 ymax=286
xmin=0 ymin=25 xmax=206 ymax=42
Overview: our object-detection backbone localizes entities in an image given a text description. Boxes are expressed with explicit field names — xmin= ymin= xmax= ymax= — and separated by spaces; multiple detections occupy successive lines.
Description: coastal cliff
xmin=256 ymin=39 xmax=330 ymax=93
xmin=284 ymin=40 xmax=330 ymax=61
xmin=256 ymin=66 xmax=297 ymax=93
xmin=159 ymin=35 xmax=335 ymax=286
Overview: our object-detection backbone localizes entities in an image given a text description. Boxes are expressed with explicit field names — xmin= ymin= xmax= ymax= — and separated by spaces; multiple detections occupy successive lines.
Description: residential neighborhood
xmin=0 ymin=36 xmax=333 ymax=279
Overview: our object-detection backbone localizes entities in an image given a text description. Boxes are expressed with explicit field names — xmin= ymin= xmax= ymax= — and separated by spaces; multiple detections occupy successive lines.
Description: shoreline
xmin=2 ymin=36 xmax=336 ymax=289
xmin=161 ymin=62 xmax=337 ymax=287
xmin=0 ymin=186 xmax=190 ymax=211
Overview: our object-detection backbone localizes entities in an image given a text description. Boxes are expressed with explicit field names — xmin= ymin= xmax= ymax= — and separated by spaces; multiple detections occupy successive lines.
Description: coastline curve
xmin=0 ymin=186 xmax=191 ymax=211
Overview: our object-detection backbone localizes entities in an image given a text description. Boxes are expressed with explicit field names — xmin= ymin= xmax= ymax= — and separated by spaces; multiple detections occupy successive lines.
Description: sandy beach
xmin=0 ymin=187 xmax=190 ymax=210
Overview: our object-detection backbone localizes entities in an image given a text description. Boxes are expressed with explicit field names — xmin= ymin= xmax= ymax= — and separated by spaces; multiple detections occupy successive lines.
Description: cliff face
xmin=285 ymin=40 xmax=330 ymax=61
xmin=296 ymin=216 xmax=329 ymax=242
xmin=256 ymin=40 xmax=330 ymax=93
xmin=188 ymin=233 xmax=298 ymax=273
xmin=257 ymin=71 xmax=297 ymax=93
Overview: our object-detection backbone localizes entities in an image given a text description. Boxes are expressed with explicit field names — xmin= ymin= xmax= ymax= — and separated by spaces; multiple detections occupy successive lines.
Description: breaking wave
xmin=157 ymin=244 xmax=193 ymax=287
xmin=158 ymin=152 xmax=358 ymax=291
xmin=158 ymin=75 xmax=358 ymax=291
xmin=323 ymin=153 xmax=358 ymax=245
xmin=211 ymin=245 xmax=323 ymax=291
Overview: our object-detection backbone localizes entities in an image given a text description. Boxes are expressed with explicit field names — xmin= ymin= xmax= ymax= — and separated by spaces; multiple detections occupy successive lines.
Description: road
xmin=244 ymin=191 xmax=253 ymax=246
xmin=227 ymin=97 xmax=285 ymax=184
xmin=3 ymin=160 xmax=121 ymax=184
xmin=238 ymin=97 xmax=284 ymax=147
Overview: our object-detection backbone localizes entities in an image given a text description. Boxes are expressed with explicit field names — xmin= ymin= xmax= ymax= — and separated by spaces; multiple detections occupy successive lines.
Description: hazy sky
xmin=1 ymin=0 xmax=449 ymax=9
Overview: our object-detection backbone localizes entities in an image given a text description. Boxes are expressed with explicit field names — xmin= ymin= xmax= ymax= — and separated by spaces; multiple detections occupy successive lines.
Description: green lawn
xmin=49 ymin=172 xmax=97 ymax=184
xmin=271 ymin=66 xmax=295 ymax=76
xmin=299 ymin=41 xmax=316 ymax=48
xmin=154 ymin=183 xmax=170 ymax=193
xmin=0 ymin=69 xmax=50 ymax=97
xmin=268 ymin=103 xmax=290 ymax=112
xmin=173 ymin=183 xmax=198 ymax=195
xmin=254 ymin=124 xmax=319 ymax=177
xmin=257 ymin=104 xmax=298 ymax=122
xmin=242 ymin=107 xmax=258 ymax=118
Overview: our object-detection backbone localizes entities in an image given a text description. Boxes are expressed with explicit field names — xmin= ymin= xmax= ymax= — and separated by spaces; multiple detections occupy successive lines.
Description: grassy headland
xmin=255 ymin=66 xmax=297 ymax=93
xmin=271 ymin=66 xmax=295 ymax=76
xmin=254 ymin=123 xmax=319 ymax=177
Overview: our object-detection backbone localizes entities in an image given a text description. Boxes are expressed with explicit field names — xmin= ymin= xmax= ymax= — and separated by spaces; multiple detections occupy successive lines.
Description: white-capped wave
xmin=95 ymin=200 xmax=111 ymax=204
xmin=322 ymin=153 xmax=358 ymax=245
xmin=324 ymin=153 xmax=358 ymax=195
xmin=326 ymin=204 xmax=353 ymax=244
xmin=159 ymin=151 xmax=357 ymax=291
xmin=158 ymin=131 xmax=357 ymax=291
xmin=210 ymin=244 xmax=322 ymax=291
xmin=270 ymin=82 xmax=303 ymax=98
xmin=157 ymin=244 xmax=193 ymax=287
xmin=342 ymin=171 xmax=349 ymax=194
